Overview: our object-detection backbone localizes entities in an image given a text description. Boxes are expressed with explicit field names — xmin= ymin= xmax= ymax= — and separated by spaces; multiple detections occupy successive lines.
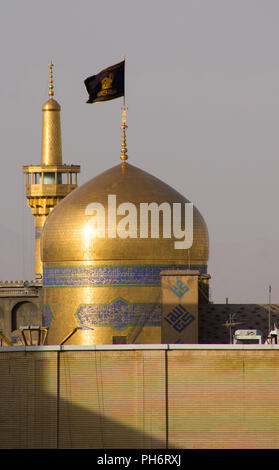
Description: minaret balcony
xmin=23 ymin=164 xmax=80 ymax=198
xmin=25 ymin=183 xmax=78 ymax=198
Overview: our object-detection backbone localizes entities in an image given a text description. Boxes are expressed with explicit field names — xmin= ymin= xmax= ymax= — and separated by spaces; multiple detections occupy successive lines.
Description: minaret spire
xmin=41 ymin=60 xmax=62 ymax=166
xmin=23 ymin=62 xmax=80 ymax=279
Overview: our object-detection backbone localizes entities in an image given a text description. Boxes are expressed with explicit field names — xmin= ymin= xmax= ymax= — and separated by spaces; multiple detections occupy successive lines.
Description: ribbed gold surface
xmin=0 ymin=351 xmax=57 ymax=448
xmin=59 ymin=350 xmax=166 ymax=448
xmin=168 ymin=349 xmax=279 ymax=448
xmin=2 ymin=348 xmax=279 ymax=448
xmin=42 ymin=163 xmax=209 ymax=264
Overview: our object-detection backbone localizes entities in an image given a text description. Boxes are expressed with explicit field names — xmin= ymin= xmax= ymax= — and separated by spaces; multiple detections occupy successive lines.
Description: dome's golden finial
xmin=48 ymin=60 xmax=54 ymax=98
xmin=120 ymin=105 xmax=128 ymax=167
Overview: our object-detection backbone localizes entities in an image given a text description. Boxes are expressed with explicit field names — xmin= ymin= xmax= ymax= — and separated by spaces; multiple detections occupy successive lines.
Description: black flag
xmin=84 ymin=61 xmax=125 ymax=104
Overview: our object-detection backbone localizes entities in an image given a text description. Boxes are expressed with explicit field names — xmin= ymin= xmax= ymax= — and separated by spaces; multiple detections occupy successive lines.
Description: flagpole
xmin=123 ymin=54 xmax=126 ymax=109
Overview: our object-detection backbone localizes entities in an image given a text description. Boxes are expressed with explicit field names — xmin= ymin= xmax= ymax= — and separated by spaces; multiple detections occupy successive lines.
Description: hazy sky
xmin=0 ymin=0 xmax=279 ymax=303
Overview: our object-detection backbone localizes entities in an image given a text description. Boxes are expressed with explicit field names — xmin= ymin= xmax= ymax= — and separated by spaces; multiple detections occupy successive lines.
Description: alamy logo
xmin=84 ymin=195 xmax=193 ymax=250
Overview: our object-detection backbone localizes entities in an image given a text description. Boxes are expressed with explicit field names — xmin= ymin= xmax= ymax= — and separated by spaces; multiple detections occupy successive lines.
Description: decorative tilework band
xmin=42 ymin=298 xmax=161 ymax=330
xmin=43 ymin=264 xmax=206 ymax=288
xmin=75 ymin=298 xmax=161 ymax=331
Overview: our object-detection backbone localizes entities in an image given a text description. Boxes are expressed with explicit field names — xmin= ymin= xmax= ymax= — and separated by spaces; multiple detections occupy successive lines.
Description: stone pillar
xmin=160 ymin=270 xmax=199 ymax=344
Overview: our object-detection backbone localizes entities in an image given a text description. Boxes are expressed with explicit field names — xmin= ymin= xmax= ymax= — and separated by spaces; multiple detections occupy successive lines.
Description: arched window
xmin=11 ymin=302 xmax=39 ymax=332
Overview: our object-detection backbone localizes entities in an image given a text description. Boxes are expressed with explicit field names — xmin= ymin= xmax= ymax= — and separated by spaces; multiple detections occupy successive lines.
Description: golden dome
xmin=42 ymin=163 xmax=209 ymax=266
xmin=42 ymin=161 xmax=209 ymax=346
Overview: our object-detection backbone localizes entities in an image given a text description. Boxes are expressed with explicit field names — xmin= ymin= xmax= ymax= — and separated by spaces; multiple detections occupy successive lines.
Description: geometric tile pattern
xmin=170 ymin=280 xmax=189 ymax=298
xmin=43 ymin=264 xmax=207 ymax=288
xmin=164 ymin=304 xmax=194 ymax=332
xmin=75 ymin=297 xmax=161 ymax=331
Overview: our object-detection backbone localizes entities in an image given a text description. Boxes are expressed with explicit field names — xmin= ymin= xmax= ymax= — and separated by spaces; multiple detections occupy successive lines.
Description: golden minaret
xmin=23 ymin=61 xmax=80 ymax=279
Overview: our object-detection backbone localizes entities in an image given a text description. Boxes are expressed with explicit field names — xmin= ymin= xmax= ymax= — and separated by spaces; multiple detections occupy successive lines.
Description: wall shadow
xmin=0 ymin=349 xmax=166 ymax=449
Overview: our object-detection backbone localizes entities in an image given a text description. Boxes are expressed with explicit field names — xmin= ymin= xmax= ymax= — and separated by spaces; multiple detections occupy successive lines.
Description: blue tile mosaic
xmin=76 ymin=297 xmax=161 ymax=331
xmin=42 ymin=304 xmax=53 ymax=327
xmin=164 ymin=304 xmax=194 ymax=332
xmin=170 ymin=280 xmax=189 ymax=298
xmin=43 ymin=264 xmax=206 ymax=288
